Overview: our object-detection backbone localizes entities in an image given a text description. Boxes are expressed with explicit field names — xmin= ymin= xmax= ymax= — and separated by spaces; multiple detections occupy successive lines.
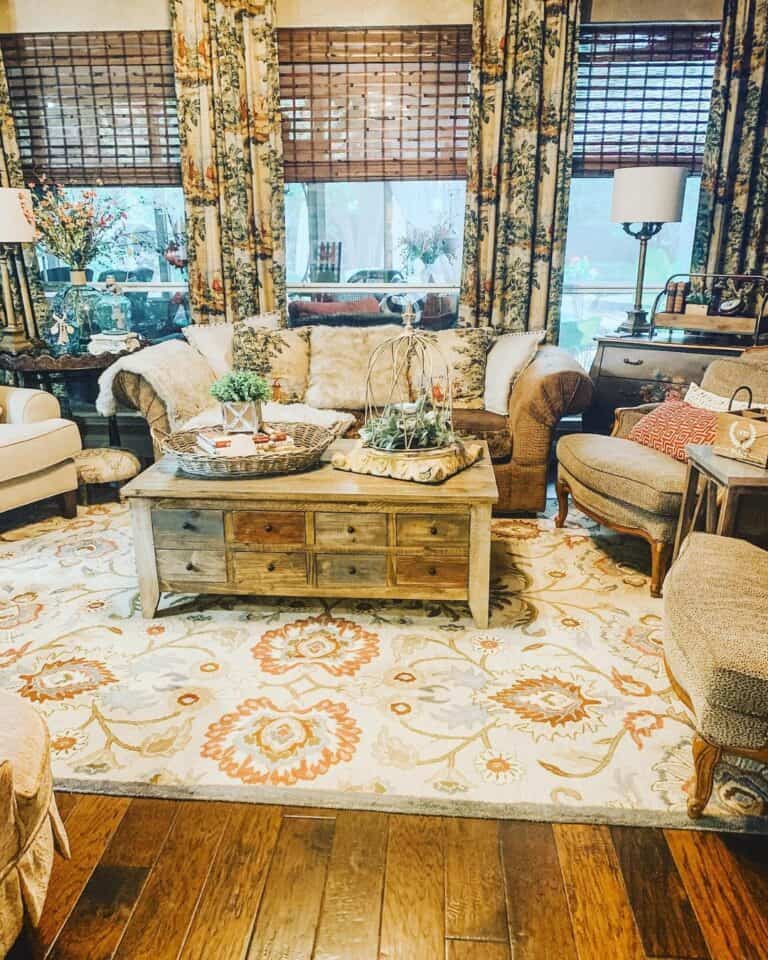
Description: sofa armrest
xmin=0 ymin=385 xmax=60 ymax=424
xmin=507 ymin=345 xmax=593 ymax=464
xmin=611 ymin=403 xmax=660 ymax=439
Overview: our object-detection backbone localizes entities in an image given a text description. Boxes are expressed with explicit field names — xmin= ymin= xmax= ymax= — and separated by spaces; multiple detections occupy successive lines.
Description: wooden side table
xmin=673 ymin=443 xmax=768 ymax=558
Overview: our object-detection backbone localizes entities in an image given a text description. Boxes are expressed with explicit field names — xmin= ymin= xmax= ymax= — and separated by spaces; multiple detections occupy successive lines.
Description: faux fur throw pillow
xmin=232 ymin=323 xmax=311 ymax=403
xmin=305 ymin=324 xmax=410 ymax=410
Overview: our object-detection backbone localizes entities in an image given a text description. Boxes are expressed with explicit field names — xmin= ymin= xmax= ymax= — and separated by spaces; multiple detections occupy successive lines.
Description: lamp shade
xmin=610 ymin=166 xmax=687 ymax=224
xmin=0 ymin=188 xmax=36 ymax=243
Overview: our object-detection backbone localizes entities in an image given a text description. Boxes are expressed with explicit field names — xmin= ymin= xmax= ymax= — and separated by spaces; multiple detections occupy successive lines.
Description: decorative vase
xmin=46 ymin=270 xmax=101 ymax=356
xmin=221 ymin=400 xmax=263 ymax=433
xmin=95 ymin=278 xmax=133 ymax=333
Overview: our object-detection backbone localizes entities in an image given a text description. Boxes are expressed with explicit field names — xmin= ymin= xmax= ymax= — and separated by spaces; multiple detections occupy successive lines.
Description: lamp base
xmin=0 ymin=327 xmax=34 ymax=355
xmin=616 ymin=308 xmax=650 ymax=338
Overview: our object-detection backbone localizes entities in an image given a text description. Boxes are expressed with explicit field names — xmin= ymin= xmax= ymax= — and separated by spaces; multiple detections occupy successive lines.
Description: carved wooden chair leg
xmin=649 ymin=540 xmax=672 ymax=598
xmin=555 ymin=479 xmax=570 ymax=528
xmin=688 ymin=733 xmax=722 ymax=819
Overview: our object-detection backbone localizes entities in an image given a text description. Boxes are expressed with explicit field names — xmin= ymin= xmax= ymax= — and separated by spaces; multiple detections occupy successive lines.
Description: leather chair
xmin=555 ymin=352 xmax=768 ymax=596
xmin=0 ymin=385 xmax=82 ymax=518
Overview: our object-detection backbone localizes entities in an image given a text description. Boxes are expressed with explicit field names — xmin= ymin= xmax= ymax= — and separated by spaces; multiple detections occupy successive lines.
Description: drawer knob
xmin=346 ymin=525 xmax=355 ymax=534
xmin=182 ymin=521 xmax=196 ymax=531
xmin=348 ymin=565 xmax=357 ymax=575
xmin=264 ymin=523 xmax=273 ymax=533
xmin=623 ymin=358 xmax=643 ymax=366
xmin=185 ymin=561 xmax=197 ymax=572
xmin=267 ymin=562 xmax=276 ymax=572
xmin=428 ymin=566 xmax=437 ymax=576
xmin=430 ymin=525 xmax=438 ymax=536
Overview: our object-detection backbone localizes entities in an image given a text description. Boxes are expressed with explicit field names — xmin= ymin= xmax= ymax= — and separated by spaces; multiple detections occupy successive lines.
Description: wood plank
xmin=38 ymin=795 xmax=131 ymax=954
xmin=179 ymin=804 xmax=282 ymax=960
xmin=313 ymin=811 xmax=389 ymax=960
xmin=50 ymin=798 xmax=178 ymax=960
xmin=553 ymin=824 xmax=645 ymax=960
xmin=447 ymin=942 xmax=510 ymax=960
xmin=611 ymin=826 xmax=708 ymax=960
xmin=245 ymin=816 xmax=334 ymax=960
xmin=501 ymin=822 xmax=577 ymax=960
xmin=53 ymin=792 xmax=80 ymax=821
xmin=445 ymin=818 xmax=506 ymax=941
xmin=113 ymin=800 xmax=230 ymax=960
xmin=666 ymin=828 xmax=768 ymax=960
xmin=720 ymin=833 xmax=768 ymax=910
xmin=379 ymin=815 xmax=444 ymax=960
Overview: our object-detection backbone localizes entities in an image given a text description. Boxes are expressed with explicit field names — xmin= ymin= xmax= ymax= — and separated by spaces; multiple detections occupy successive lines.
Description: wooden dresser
xmin=122 ymin=441 xmax=499 ymax=627
xmin=584 ymin=336 xmax=744 ymax=434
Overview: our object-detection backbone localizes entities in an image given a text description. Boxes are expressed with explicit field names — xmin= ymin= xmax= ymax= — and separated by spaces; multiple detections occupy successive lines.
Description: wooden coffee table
xmin=122 ymin=440 xmax=499 ymax=627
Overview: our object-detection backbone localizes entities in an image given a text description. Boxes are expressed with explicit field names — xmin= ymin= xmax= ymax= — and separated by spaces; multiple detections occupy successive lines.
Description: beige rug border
xmin=55 ymin=777 xmax=768 ymax=835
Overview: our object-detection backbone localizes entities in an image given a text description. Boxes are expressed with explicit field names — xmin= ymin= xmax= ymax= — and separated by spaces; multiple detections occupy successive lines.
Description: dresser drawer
xmin=231 ymin=510 xmax=305 ymax=546
xmin=232 ymin=551 xmax=308 ymax=588
xmin=396 ymin=514 xmax=469 ymax=548
xmin=315 ymin=512 xmax=387 ymax=547
xmin=151 ymin=508 xmax=224 ymax=549
xmin=156 ymin=548 xmax=226 ymax=583
xmin=316 ymin=553 xmax=387 ymax=587
xmin=396 ymin=556 xmax=468 ymax=588
xmin=598 ymin=346 xmax=713 ymax=383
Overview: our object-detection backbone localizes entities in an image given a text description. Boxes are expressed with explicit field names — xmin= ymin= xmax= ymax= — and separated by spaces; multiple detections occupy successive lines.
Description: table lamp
xmin=611 ymin=166 xmax=687 ymax=336
xmin=0 ymin=187 xmax=36 ymax=353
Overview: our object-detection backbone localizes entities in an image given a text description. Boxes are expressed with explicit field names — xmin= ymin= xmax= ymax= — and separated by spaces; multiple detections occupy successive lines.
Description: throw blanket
xmin=96 ymin=339 xmax=356 ymax=436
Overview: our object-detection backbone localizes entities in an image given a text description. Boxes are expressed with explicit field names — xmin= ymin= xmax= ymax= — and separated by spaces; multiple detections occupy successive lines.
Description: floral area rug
xmin=1 ymin=503 xmax=766 ymax=831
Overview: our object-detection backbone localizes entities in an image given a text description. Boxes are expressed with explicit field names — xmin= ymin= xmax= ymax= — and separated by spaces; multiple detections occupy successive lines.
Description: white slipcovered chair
xmin=0 ymin=385 xmax=82 ymax=517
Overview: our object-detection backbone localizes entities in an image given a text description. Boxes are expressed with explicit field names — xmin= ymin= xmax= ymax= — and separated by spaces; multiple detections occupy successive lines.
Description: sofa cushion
xmin=232 ymin=324 xmax=311 ymax=403
xmin=483 ymin=331 xmax=544 ymax=415
xmin=453 ymin=409 xmax=511 ymax=461
xmin=557 ymin=433 xmax=686 ymax=516
xmin=664 ymin=533 xmax=768 ymax=747
xmin=182 ymin=313 xmax=281 ymax=377
xmin=0 ymin=419 xmax=81 ymax=484
xmin=414 ymin=327 xmax=494 ymax=409
xmin=305 ymin=325 xmax=409 ymax=410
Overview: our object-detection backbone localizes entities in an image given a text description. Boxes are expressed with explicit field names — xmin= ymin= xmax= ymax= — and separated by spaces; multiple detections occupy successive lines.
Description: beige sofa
xmin=102 ymin=329 xmax=592 ymax=514
xmin=0 ymin=385 xmax=81 ymax=518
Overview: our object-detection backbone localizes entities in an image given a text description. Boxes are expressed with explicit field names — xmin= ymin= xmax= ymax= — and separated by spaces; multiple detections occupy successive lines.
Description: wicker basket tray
xmin=159 ymin=422 xmax=335 ymax=479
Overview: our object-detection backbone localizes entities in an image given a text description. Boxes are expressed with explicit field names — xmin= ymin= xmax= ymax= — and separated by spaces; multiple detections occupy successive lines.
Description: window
xmin=561 ymin=22 xmax=719 ymax=363
xmin=278 ymin=26 xmax=470 ymax=323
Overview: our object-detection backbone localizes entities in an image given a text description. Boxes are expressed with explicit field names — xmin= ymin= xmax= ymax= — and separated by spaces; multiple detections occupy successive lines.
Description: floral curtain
xmin=0 ymin=49 xmax=48 ymax=342
xmin=169 ymin=0 xmax=286 ymax=324
xmin=459 ymin=0 xmax=580 ymax=338
xmin=691 ymin=0 xmax=768 ymax=276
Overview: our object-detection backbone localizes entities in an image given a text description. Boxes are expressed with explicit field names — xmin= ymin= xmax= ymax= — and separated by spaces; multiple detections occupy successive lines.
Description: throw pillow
xmin=483 ymin=330 xmax=544 ymax=415
xmin=291 ymin=297 xmax=381 ymax=317
xmin=684 ymin=381 xmax=767 ymax=412
xmin=628 ymin=400 xmax=717 ymax=462
xmin=182 ymin=312 xmax=282 ymax=377
xmin=231 ymin=323 xmax=311 ymax=403
xmin=413 ymin=327 xmax=494 ymax=409
xmin=305 ymin=325 xmax=409 ymax=410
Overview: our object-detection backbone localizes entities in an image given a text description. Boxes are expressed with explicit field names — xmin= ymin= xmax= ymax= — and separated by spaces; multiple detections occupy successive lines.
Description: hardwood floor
xmin=9 ymin=793 xmax=768 ymax=960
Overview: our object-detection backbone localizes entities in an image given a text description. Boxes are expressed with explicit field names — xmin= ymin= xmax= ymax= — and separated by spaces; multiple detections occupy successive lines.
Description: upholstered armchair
xmin=556 ymin=352 xmax=768 ymax=596
xmin=0 ymin=385 xmax=82 ymax=517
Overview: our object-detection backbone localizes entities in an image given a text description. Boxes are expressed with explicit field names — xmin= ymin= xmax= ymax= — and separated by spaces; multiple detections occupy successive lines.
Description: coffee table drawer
xmin=315 ymin=512 xmax=387 ymax=547
xmin=233 ymin=551 xmax=308 ymax=588
xmin=152 ymin=508 xmax=224 ymax=549
xmin=396 ymin=556 xmax=468 ymax=588
xmin=231 ymin=510 xmax=305 ymax=546
xmin=396 ymin=514 xmax=469 ymax=547
xmin=316 ymin=553 xmax=387 ymax=587
xmin=156 ymin=548 xmax=226 ymax=582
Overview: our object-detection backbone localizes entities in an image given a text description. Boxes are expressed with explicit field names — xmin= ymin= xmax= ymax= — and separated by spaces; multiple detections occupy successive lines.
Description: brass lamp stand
xmin=0 ymin=187 xmax=38 ymax=354
xmin=617 ymin=221 xmax=663 ymax=336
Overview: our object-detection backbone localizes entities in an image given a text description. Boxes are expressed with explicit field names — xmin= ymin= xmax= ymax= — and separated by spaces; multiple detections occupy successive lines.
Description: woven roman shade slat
xmin=278 ymin=26 xmax=471 ymax=183
xmin=0 ymin=30 xmax=180 ymax=186
xmin=573 ymin=22 xmax=720 ymax=176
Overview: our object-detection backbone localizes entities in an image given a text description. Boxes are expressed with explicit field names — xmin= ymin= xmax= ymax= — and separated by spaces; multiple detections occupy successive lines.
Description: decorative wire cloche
xmin=360 ymin=304 xmax=456 ymax=452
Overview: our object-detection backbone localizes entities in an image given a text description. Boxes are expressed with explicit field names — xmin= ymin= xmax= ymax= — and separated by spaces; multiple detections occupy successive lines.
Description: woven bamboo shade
xmin=278 ymin=26 xmax=472 ymax=183
xmin=0 ymin=31 xmax=180 ymax=186
xmin=573 ymin=22 xmax=720 ymax=176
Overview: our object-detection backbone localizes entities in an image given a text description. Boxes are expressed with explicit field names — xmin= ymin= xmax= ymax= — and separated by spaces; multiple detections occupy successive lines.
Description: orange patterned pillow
xmin=627 ymin=400 xmax=716 ymax=462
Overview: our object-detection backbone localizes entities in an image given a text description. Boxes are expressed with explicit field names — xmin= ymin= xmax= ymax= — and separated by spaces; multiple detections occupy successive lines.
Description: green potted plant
xmin=210 ymin=371 xmax=270 ymax=433
xmin=360 ymin=395 xmax=455 ymax=451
